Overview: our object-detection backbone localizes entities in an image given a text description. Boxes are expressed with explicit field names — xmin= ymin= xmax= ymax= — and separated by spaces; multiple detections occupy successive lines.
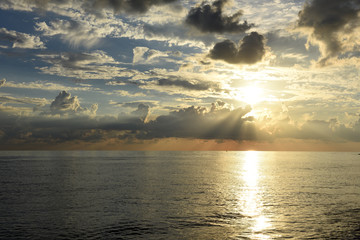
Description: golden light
xmin=243 ymin=151 xmax=259 ymax=189
xmin=241 ymin=151 xmax=272 ymax=239
xmin=241 ymin=86 xmax=264 ymax=105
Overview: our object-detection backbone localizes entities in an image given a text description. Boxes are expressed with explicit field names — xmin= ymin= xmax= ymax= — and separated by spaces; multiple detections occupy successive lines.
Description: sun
xmin=240 ymin=86 xmax=263 ymax=105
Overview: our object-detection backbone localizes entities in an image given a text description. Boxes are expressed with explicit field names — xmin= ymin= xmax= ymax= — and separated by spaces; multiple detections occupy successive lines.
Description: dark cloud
xmin=185 ymin=0 xmax=253 ymax=33
xmin=0 ymin=100 xmax=258 ymax=147
xmin=209 ymin=32 xmax=265 ymax=64
xmin=157 ymin=78 xmax=219 ymax=91
xmin=141 ymin=104 xmax=257 ymax=140
xmin=3 ymin=97 xmax=360 ymax=148
xmin=12 ymin=0 xmax=176 ymax=14
xmin=83 ymin=0 xmax=177 ymax=14
xmin=0 ymin=78 xmax=5 ymax=87
xmin=131 ymin=103 xmax=150 ymax=122
xmin=119 ymin=101 xmax=158 ymax=108
xmin=296 ymin=0 xmax=360 ymax=65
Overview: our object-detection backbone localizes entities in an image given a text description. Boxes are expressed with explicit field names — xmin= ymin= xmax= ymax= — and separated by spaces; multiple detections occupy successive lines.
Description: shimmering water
xmin=0 ymin=151 xmax=359 ymax=239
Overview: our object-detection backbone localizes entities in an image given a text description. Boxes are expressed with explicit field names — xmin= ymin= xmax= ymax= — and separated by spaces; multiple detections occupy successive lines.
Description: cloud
xmin=82 ymin=0 xmax=178 ymax=14
xmin=132 ymin=46 xmax=168 ymax=64
xmin=141 ymin=104 xmax=258 ymax=140
xmin=185 ymin=0 xmax=253 ymax=33
xmin=0 ymin=78 xmax=5 ymax=87
xmin=157 ymin=77 xmax=220 ymax=91
xmin=209 ymin=32 xmax=265 ymax=64
xmin=142 ymin=22 xmax=219 ymax=47
xmin=37 ymin=51 xmax=133 ymax=80
xmin=269 ymin=116 xmax=360 ymax=143
xmin=296 ymin=0 xmax=360 ymax=66
xmin=50 ymin=91 xmax=82 ymax=114
xmin=49 ymin=91 xmax=98 ymax=116
xmin=0 ymin=0 xmax=75 ymax=12
xmin=0 ymin=94 xmax=49 ymax=106
xmin=113 ymin=90 xmax=146 ymax=97
xmin=112 ymin=101 xmax=158 ymax=108
xmin=0 ymin=28 xmax=45 ymax=49
xmin=0 ymin=100 xmax=258 ymax=146
xmin=36 ymin=19 xmax=114 ymax=48
xmin=3 ymin=80 xmax=102 ymax=92
xmin=3 ymin=98 xmax=360 ymax=148
xmin=0 ymin=0 xmax=176 ymax=14
xmin=131 ymin=103 xmax=150 ymax=122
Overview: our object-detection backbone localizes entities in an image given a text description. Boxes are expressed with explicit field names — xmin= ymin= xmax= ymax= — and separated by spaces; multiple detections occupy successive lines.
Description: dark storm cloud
xmin=83 ymin=0 xmax=177 ymax=14
xmin=157 ymin=78 xmax=220 ymax=91
xmin=296 ymin=0 xmax=360 ymax=65
xmin=209 ymin=32 xmax=265 ymax=64
xmin=185 ymin=0 xmax=253 ymax=33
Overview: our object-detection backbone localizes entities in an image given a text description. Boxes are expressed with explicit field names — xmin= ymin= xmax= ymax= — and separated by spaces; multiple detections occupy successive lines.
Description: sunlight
xmin=243 ymin=86 xmax=263 ymax=105
xmin=241 ymin=151 xmax=272 ymax=239
xmin=236 ymin=86 xmax=264 ymax=105
xmin=242 ymin=151 xmax=260 ymax=218
xmin=243 ymin=151 xmax=259 ymax=188
xmin=253 ymin=215 xmax=272 ymax=232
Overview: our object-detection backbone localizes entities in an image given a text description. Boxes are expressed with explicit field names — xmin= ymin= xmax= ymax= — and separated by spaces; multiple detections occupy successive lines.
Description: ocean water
xmin=0 ymin=151 xmax=359 ymax=239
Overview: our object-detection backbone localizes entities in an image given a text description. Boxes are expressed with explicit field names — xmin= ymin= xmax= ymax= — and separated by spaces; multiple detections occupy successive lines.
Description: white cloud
xmin=3 ymin=80 xmax=99 ymax=92
xmin=132 ymin=46 xmax=168 ymax=64
xmin=0 ymin=28 xmax=45 ymax=49
xmin=113 ymin=90 xmax=146 ymax=97
xmin=0 ymin=94 xmax=49 ymax=106
xmin=37 ymin=51 xmax=135 ymax=80
xmin=35 ymin=19 xmax=115 ymax=48
xmin=48 ymin=91 xmax=98 ymax=117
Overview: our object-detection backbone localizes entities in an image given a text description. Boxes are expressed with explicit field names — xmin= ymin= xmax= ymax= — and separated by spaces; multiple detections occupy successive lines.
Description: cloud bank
xmin=2 ymin=91 xmax=360 ymax=149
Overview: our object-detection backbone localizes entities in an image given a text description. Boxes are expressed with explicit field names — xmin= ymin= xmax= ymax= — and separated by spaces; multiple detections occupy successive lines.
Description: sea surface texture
xmin=0 ymin=151 xmax=359 ymax=239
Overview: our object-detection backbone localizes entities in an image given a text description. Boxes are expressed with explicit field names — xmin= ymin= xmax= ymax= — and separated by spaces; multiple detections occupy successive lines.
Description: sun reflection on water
xmin=241 ymin=151 xmax=272 ymax=239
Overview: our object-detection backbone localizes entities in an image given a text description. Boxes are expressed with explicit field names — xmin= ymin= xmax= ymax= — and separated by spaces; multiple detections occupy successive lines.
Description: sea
xmin=0 ymin=151 xmax=359 ymax=239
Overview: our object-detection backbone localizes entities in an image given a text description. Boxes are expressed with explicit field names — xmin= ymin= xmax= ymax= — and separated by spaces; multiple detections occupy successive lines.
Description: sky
xmin=0 ymin=0 xmax=360 ymax=151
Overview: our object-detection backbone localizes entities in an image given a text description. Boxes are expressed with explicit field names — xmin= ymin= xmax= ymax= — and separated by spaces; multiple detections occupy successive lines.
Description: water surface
xmin=0 ymin=151 xmax=359 ymax=239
